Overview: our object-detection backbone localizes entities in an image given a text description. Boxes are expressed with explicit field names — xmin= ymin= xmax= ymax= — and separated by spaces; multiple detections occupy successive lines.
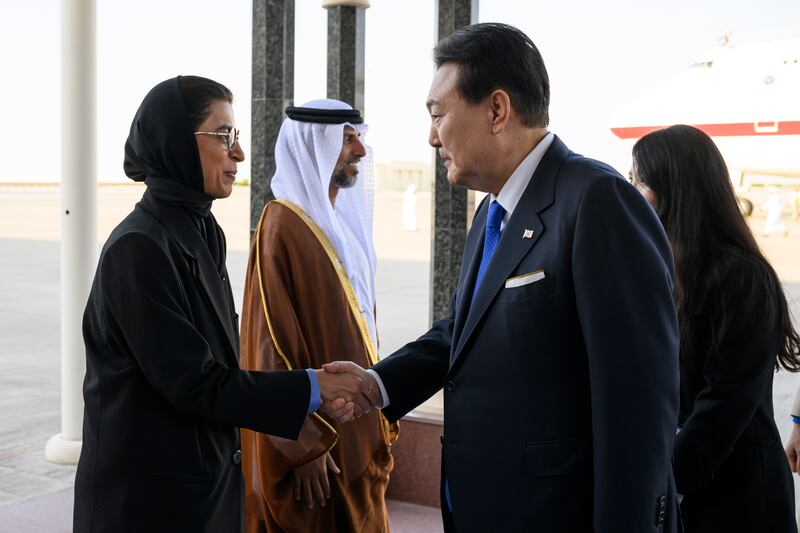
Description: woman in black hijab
xmin=74 ymin=76 xmax=360 ymax=533
xmin=631 ymin=125 xmax=800 ymax=532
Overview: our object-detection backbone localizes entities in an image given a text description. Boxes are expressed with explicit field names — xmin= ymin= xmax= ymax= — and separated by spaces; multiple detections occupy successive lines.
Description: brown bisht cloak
xmin=240 ymin=199 xmax=398 ymax=533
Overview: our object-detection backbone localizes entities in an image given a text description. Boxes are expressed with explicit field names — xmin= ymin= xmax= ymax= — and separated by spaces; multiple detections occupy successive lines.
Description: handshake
xmin=314 ymin=361 xmax=383 ymax=423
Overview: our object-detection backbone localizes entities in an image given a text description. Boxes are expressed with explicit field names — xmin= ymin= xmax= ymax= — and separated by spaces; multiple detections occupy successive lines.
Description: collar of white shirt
xmin=491 ymin=131 xmax=554 ymax=229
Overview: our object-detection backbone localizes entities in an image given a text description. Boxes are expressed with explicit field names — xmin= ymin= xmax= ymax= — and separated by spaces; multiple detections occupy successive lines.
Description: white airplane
xmin=610 ymin=38 xmax=800 ymax=213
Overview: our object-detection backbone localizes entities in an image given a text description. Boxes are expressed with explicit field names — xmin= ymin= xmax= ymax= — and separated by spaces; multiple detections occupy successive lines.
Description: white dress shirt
xmin=493 ymin=131 xmax=554 ymax=228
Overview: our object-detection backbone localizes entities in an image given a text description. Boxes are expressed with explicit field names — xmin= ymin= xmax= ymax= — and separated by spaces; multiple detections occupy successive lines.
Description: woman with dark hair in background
xmin=74 ymin=76 xmax=361 ymax=532
xmin=631 ymin=124 xmax=800 ymax=532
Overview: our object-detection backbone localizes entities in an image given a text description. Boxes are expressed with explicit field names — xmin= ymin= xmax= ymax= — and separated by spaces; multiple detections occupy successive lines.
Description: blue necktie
xmin=445 ymin=201 xmax=505 ymax=514
xmin=471 ymin=200 xmax=506 ymax=302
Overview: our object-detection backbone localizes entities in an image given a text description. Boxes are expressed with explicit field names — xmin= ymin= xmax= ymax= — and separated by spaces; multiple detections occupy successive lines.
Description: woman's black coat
xmin=675 ymin=257 xmax=796 ymax=533
xmin=73 ymin=77 xmax=310 ymax=532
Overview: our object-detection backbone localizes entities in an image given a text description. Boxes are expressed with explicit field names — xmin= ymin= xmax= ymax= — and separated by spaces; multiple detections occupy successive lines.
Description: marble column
xmin=429 ymin=0 xmax=478 ymax=323
xmin=46 ymin=0 xmax=96 ymax=464
xmin=324 ymin=0 xmax=368 ymax=112
xmin=250 ymin=0 xmax=295 ymax=236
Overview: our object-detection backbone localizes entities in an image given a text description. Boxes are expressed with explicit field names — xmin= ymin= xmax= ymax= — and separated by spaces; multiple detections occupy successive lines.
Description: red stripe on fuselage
xmin=611 ymin=121 xmax=800 ymax=139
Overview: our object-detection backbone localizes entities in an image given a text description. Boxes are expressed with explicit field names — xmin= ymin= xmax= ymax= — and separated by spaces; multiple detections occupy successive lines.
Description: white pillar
xmin=45 ymin=0 xmax=96 ymax=464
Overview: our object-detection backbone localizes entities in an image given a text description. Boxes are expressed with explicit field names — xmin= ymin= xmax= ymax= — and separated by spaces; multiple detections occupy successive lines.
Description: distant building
xmin=374 ymin=160 xmax=431 ymax=192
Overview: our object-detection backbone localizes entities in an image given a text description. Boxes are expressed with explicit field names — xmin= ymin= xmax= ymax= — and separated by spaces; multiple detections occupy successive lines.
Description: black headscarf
xmin=123 ymin=77 xmax=225 ymax=272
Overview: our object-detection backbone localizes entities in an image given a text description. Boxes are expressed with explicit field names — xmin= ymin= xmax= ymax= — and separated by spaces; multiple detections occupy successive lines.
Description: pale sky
xmin=1 ymin=0 xmax=799 ymax=180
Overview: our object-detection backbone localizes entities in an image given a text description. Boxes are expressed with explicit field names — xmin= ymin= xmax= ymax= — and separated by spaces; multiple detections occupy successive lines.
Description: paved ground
xmin=0 ymin=487 xmax=442 ymax=533
xmin=0 ymin=184 xmax=798 ymax=531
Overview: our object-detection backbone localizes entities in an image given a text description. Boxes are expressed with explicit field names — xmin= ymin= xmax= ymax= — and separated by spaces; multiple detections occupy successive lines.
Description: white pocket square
xmin=505 ymin=270 xmax=545 ymax=288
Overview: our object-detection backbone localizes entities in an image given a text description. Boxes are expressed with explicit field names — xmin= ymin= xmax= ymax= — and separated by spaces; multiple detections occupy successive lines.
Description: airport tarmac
xmin=1 ymin=183 xmax=799 ymax=530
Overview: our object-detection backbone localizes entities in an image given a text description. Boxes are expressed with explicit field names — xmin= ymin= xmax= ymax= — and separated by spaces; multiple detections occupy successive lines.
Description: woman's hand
xmin=293 ymin=452 xmax=340 ymax=509
xmin=315 ymin=366 xmax=373 ymax=417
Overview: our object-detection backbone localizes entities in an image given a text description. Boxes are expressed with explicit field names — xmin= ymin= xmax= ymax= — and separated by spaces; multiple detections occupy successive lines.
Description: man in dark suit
xmin=325 ymin=23 xmax=680 ymax=532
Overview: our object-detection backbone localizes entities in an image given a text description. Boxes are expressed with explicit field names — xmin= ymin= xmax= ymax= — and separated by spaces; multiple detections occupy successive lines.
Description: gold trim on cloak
xmin=255 ymin=200 xmax=398 ymax=451
xmin=255 ymin=203 xmax=339 ymax=453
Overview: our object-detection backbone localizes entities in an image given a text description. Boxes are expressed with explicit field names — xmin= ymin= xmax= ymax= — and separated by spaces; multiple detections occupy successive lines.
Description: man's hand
xmin=322 ymin=361 xmax=383 ymax=415
xmin=785 ymin=422 xmax=800 ymax=473
xmin=315 ymin=367 xmax=372 ymax=418
xmin=318 ymin=397 xmax=355 ymax=424
xmin=293 ymin=452 xmax=340 ymax=509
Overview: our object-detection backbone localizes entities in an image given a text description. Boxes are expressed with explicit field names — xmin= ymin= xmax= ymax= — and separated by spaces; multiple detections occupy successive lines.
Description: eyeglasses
xmin=194 ymin=128 xmax=240 ymax=151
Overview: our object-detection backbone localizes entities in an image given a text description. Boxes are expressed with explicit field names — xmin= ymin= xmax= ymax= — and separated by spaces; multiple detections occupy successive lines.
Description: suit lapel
xmin=140 ymin=198 xmax=239 ymax=365
xmin=450 ymin=136 xmax=569 ymax=369
xmin=451 ymin=197 xmax=489 ymax=347
xmin=450 ymin=205 xmax=543 ymax=366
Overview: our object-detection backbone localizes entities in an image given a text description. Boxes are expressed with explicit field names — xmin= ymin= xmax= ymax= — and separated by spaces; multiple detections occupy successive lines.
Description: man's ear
xmin=489 ymin=89 xmax=512 ymax=134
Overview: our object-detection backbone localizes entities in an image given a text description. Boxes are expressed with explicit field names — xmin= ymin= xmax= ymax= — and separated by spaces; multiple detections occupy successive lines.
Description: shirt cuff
xmin=366 ymin=368 xmax=390 ymax=409
xmin=305 ymin=369 xmax=321 ymax=414
xmin=792 ymin=416 xmax=800 ymax=424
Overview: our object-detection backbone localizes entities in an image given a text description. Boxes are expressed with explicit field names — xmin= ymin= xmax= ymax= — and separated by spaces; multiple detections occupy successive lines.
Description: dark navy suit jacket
xmin=374 ymin=136 xmax=681 ymax=532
